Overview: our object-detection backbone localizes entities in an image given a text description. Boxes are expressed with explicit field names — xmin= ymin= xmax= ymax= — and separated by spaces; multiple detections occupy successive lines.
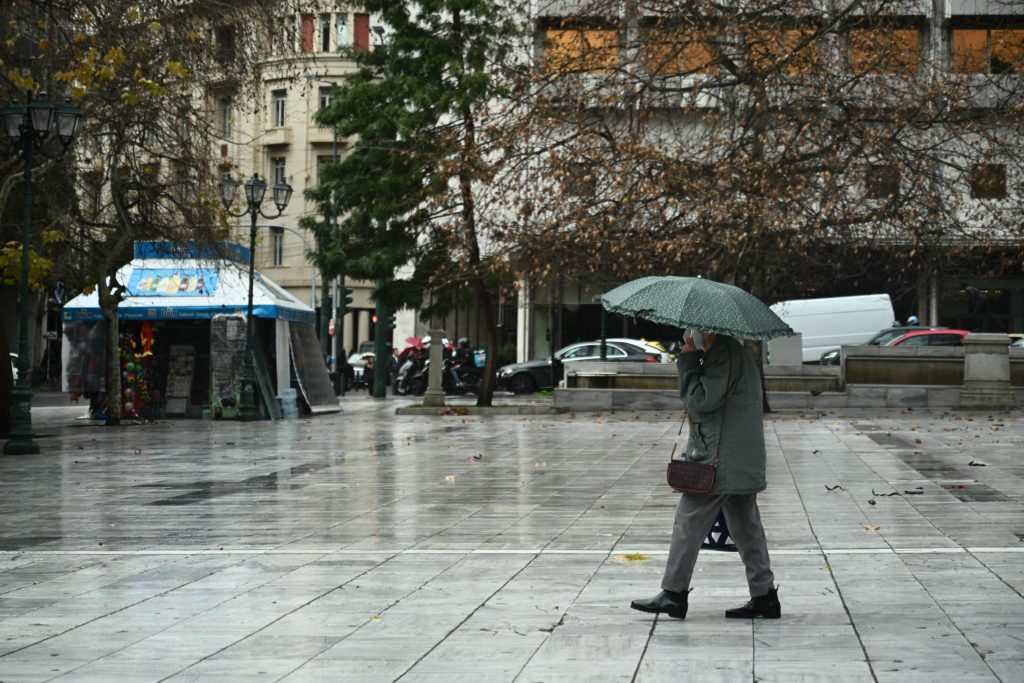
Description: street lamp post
xmin=309 ymin=76 xmax=341 ymax=368
xmin=2 ymin=91 xmax=82 ymax=455
xmin=219 ymin=173 xmax=293 ymax=421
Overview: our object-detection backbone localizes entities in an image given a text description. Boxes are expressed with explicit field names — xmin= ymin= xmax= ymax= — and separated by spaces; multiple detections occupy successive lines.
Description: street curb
xmin=395 ymin=405 xmax=566 ymax=416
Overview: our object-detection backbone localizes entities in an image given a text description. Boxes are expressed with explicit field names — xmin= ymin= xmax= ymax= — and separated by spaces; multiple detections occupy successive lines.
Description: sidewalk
xmin=0 ymin=402 xmax=1021 ymax=681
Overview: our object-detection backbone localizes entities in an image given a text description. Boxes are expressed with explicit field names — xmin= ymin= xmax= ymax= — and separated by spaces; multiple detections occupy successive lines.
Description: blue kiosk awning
xmin=62 ymin=241 xmax=315 ymax=325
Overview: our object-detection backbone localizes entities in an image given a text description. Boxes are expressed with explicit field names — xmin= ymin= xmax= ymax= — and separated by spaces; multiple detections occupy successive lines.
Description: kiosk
xmin=61 ymin=242 xmax=338 ymax=419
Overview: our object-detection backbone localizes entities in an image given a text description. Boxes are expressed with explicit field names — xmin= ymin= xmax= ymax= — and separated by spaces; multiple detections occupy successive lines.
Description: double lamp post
xmin=2 ymin=91 xmax=82 ymax=456
xmin=219 ymin=174 xmax=293 ymax=421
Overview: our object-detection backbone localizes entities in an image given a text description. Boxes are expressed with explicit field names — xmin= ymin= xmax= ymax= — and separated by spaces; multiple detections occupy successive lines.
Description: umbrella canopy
xmin=599 ymin=276 xmax=794 ymax=340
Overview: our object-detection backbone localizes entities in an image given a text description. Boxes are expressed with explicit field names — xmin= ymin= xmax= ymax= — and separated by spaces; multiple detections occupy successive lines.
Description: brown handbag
xmin=667 ymin=352 xmax=732 ymax=494
xmin=667 ymin=444 xmax=717 ymax=493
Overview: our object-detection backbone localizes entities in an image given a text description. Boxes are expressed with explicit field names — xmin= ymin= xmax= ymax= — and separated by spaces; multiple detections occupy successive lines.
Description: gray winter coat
xmin=678 ymin=335 xmax=767 ymax=494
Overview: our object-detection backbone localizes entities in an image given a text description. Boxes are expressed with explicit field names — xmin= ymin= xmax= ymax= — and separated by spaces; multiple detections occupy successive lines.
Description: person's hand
xmin=681 ymin=334 xmax=697 ymax=353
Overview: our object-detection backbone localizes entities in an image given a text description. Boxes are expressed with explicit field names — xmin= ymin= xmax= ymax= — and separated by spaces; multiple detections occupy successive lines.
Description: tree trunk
xmin=452 ymin=8 xmax=499 ymax=408
xmin=472 ymin=280 xmax=498 ymax=407
xmin=97 ymin=277 xmax=121 ymax=426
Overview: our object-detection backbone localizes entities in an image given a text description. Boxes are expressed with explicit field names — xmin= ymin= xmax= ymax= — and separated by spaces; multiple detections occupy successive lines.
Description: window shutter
xmin=301 ymin=15 xmax=314 ymax=53
xmin=354 ymin=13 xmax=370 ymax=52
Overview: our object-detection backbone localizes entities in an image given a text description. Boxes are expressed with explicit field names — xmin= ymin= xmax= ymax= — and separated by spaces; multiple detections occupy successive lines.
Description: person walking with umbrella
xmin=598 ymin=276 xmax=791 ymax=621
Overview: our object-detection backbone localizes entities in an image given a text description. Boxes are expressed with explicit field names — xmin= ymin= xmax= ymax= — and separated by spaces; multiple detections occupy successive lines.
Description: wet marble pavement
xmin=1 ymin=399 xmax=1023 ymax=682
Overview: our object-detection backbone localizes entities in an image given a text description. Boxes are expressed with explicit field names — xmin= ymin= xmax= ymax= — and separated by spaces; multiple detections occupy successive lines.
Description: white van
xmin=769 ymin=294 xmax=896 ymax=363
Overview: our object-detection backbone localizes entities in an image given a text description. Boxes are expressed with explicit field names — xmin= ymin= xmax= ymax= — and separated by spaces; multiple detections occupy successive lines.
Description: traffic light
xmin=371 ymin=311 xmax=396 ymax=329
xmin=340 ymin=287 xmax=354 ymax=315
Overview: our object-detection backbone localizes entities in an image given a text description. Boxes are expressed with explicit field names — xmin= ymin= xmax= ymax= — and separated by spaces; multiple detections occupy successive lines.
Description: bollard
xmin=423 ymin=328 xmax=446 ymax=408
xmin=959 ymin=333 xmax=1014 ymax=409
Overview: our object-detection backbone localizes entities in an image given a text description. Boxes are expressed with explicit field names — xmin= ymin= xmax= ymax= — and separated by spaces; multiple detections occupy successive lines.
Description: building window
xmin=849 ymin=26 xmax=921 ymax=75
xmin=319 ymin=86 xmax=333 ymax=110
xmin=865 ymin=164 xmax=900 ymax=200
xmin=271 ymin=157 xmax=286 ymax=187
xmin=336 ymin=13 xmax=348 ymax=50
xmin=640 ymin=25 xmax=714 ymax=75
xmin=219 ymin=96 xmax=232 ymax=137
xmin=272 ymin=90 xmax=287 ymax=127
xmin=952 ymin=26 xmax=1024 ymax=74
xmin=562 ymin=162 xmax=596 ymax=197
xmin=317 ymin=155 xmax=334 ymax=186
xmin=271 ymin=227 xmax=284 ymax=266
xmin=970 ymin=164 xmax=1006 ymax=199
xmin=747 ymin=24 xmax=819 ymax=75
xmin=545 ymin=26 xmax=619 ymax=74
xmin=320 ymin=14 xmax=331 ymax=52
xmin=275 ymin=15 xmax=295 ymax=54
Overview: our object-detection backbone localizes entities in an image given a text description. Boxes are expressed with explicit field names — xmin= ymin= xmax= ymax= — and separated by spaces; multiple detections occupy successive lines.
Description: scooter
xmin=443 ymin=359 xmax=480 ymax=396
xmin=399 ymin=358 xmax=479 ymax=396
xmin=394 ymin=356 xmax=424 ymax=395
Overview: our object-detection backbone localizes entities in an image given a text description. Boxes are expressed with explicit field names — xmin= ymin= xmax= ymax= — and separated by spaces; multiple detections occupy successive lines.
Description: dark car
xmin=819 ymin=325 xmax=948 ymax=365
xmin=886 ymin=329 xmax=969 ymax=346
xmin=496 ymin=340 xmax=660 ymax=394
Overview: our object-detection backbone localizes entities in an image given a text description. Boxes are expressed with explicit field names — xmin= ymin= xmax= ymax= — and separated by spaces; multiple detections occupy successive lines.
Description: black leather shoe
xmin=725 ymin=587 xmax=781 ymax=619
xmin=630 ymin=590 xmax=688 ymax=619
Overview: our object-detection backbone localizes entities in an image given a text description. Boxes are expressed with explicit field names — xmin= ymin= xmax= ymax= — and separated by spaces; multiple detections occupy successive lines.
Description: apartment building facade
xmin=217 ymin=5 xmax=406 ymax=364
xmin=510 ymin=0 xmax=1024 ymax=358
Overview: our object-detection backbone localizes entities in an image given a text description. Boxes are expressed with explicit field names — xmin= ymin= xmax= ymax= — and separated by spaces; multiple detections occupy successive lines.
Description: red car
xmin=886 ymin=329 xmax=970 ymax=347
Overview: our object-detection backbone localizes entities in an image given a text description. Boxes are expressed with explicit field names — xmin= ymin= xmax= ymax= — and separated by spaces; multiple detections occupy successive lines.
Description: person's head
xmin=907 ymin=315 xmax=919 ymax=325
xmin=458 ymin=337 xmax=469 ymax=349
xmin=686 ymin=329 xmax=717 ymax=352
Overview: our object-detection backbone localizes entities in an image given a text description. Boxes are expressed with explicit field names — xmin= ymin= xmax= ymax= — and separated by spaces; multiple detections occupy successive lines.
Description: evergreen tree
xmin=312 ymin=0 xmax=525 ymax=406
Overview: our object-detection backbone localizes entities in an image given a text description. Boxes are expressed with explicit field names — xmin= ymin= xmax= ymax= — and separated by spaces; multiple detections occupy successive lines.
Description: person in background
xmin=363 ymin=355 xmax=375 ymax=395
xmin=449 ymin=337 xmax=474 ymax=387
xmin=388 ymin=348 xmax=401 ymax=389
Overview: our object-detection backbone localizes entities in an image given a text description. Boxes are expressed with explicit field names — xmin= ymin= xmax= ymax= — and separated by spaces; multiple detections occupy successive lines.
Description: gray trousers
xmin=661 ymin=492 xmax=775 ymax=598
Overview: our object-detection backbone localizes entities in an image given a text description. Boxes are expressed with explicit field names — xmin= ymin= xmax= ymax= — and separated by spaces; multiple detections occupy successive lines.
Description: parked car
xmin=496 ymin=340 xmax=660 ymax=394
xmin=604 ymin=338 xmax=671 ymax=363
xmin=1010 ymin=334 xmax=1024 ymax=349
xmin=819 ymin=325 xmax=948 ymax=365
xmin=886 ymin=329 xmax=970 ymax=347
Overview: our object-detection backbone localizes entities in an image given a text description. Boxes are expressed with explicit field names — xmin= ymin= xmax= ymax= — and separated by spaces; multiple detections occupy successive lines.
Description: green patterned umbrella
xmin=599 ymin=276 xmax=794 ymax=340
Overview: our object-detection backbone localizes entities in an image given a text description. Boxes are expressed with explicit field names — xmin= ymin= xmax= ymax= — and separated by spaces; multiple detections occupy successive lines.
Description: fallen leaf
xmin=865 ymin=524 xmax=881 ymax=531
xmin=371 ymin=614 xmax=382 ymax=622
xmin=611 ymin=553 xmax=650 ymax=562
xmin=444 ymin=475 xmax=456 ymax=481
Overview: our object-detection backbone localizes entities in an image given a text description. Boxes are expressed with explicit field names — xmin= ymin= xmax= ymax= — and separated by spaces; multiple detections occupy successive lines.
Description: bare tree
xmin=2 ymin=0 xmax=313 ymax=424
xmin=495 ymin=0 xmax=1024 ymax=322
